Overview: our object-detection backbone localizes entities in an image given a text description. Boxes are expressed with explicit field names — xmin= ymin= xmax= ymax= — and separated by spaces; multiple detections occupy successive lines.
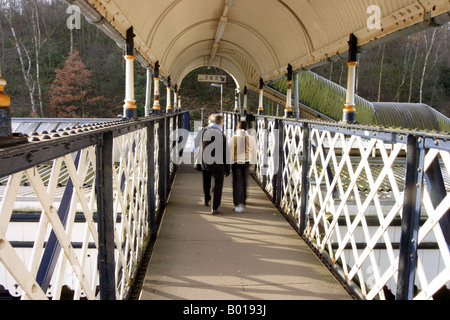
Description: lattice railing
xmin=0 ymin=112 xmax=188 ymax=300
xmin=224 ymin=112 xmax=450 ymax=300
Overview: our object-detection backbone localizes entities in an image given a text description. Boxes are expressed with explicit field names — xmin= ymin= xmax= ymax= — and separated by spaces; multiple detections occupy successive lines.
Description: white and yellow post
xmin=258 ymin=78 xmax=264 ymax=115
xmin=0 ymin=66 xmax=27 ymax=146
xmin=0 ymin=69 xmax=12 ymax=140
xmin=123 ymin=27 xmax=137 ymax=119
xmin=173 ymin=85 xmax=178 ymax=112
xmin=243 ymin=86 xmax=248 ymax=114
xmin=153 ymin=61 xmax=161 ymax=116
xmin=177 ymin=88 xmax=182 ymax=112
xmin=343 ymin=34 xmax=358 ymax=123
xmin=234 ymin=89 xmax=239 ymax=113
xmin=123 ymin=55 xmax=137 ymax=119
xmin=166 ymin=77 xmax=172 ymax=114
xmin=145 ymin=68 xmax=152 ymax=117
xmin=284 ymin=64 xmax=293 ymax=118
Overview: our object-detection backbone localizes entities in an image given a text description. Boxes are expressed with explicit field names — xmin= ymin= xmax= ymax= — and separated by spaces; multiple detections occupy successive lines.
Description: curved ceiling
xmin=81 ymin=0 xmax=449 ymax=90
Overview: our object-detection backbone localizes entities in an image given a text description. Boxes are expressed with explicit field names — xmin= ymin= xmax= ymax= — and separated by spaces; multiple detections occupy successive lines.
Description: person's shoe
xmin=234 ymin=204 xmax=245 ymax=213
xmin=204 ymin=200 xmax=210 ymax=207
xmin=211 ymin=209 xmax=219 ymax=215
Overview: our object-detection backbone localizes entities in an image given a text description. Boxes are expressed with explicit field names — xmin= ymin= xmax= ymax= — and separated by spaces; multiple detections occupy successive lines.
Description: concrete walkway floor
xmin=139 ymin=165 xmax=351 ymax=300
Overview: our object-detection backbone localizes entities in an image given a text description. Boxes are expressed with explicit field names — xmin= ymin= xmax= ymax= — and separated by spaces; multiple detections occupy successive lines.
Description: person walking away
xmin=228 ymin=121 xmax=257 ymax=213
xmin=194 ymin=113 xmax=230 ymax=214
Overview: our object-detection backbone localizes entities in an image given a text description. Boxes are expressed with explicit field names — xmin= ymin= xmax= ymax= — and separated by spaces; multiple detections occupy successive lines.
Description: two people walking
xmin=194 ymin=113 xmax=256 ymax=214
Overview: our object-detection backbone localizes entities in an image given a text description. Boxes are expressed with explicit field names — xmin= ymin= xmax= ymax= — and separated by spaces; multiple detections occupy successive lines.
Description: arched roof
xmin=76 ymin=0 xmax=449 ymax=89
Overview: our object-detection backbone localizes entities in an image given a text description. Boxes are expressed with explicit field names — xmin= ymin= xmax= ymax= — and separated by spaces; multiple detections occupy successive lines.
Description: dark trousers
xmin=202 ymin=166 xmax=225 ymax=210
xmin=232 ymin=163 xmax=250 ymax=206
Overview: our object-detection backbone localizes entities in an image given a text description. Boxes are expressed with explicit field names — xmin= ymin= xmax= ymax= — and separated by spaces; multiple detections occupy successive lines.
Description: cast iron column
xmin=166 ymin=77 xmax=172 ymax=114
xmin=153 ymin=61 xmax=161 ymax=116
xmin=123 ymin=27 xmax=137 ymax=119
xmin=258 ymin=78 xmax=264 ymax=115
xmin=343 ymin=34 xmax=358 ymax=123
xmin=284 ymin=64 xmax=293 ymax=118
xmin=0 ymin=65 xmax=27 ymax=147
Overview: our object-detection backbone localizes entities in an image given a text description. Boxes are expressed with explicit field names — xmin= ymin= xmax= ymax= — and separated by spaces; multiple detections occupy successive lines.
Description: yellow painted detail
xmin=0 ymin=93 xmax=11 ymax=107
xmin=343 ymin=103 xmax=356 ymax=113
xmin=0 ymin=78 xmax=10 ymax=107
xmin=124 ymin=101 xmax=137 ymax=109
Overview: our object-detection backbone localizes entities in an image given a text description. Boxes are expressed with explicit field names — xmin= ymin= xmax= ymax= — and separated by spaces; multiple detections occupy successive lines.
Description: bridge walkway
xmin=139 ymin=164 xmax=352 ymax=300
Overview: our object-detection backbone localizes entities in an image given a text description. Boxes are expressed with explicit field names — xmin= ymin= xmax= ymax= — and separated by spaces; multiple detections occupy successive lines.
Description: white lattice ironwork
xmin=255 ymin=119 xmax=278 ymax=198
xmin=413 ymin=148 xmax=450 ymax=299
xmin=255 ymin=118 xmax=266 ymax=186
xmin=241 ymin=112 xmax=450 ymax=300
xmin=306 ymin=128 xmax=406 ymax=299
xmin=112 ymin=128 xmax=149 ymax=299
xmin=280 ymin=122 xmax=305 ymax=224
xmin=0 ymin=113 xmax=184 ymax=300
xmin=0 ymin=147 xmax=99 ymax=299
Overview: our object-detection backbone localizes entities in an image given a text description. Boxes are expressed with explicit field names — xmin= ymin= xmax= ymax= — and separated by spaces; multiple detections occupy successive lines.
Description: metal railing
xmin=223 ymin=111 xmax=450 ymax=300
xmin=0 ymin=112 xmax=189 ymax=300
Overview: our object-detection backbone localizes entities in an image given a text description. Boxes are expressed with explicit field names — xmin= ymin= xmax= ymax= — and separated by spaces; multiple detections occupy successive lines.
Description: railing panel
xmin=1 ymin=145 xmax=100 ymax=299
xmin=224 ymin=111 xmax=450 ymax=300
xmin=306 ymin=125 xmax=408 ymax=299
xmin=0 ymin=112 xmax=188 ymax=299
xmin=413 ymin=145 xmax=450 ymax=299
xmin=112 ymin=127 xmax=149 ymax=299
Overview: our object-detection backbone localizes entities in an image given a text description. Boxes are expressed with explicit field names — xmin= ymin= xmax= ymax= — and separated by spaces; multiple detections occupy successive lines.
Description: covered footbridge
xmin=0 ymin=0 xmax=449 ymax=301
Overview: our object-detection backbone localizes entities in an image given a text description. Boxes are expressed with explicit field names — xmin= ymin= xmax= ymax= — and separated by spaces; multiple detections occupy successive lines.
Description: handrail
xmin=223 ymin=111 xmax=450 ymax=300
xmin=0 ymin=111 xmax=189 ymax=300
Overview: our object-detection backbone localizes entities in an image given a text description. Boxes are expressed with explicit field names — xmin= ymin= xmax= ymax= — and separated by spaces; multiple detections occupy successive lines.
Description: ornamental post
xmin=153 ymin=61 xmax=161 ymax=116
xmin=258 ymin=78 xmax=264 ymax=115
xmin=166 ymin=76 xmax=172 ymax=114
xmin=343 ymin=34 xmax=358 ymax=123
xmin=123 ymin=27 xmax=137 ymax=119
xmin=0 ymin=65 xmax=27 ymax=147
xmin=284 ymin=64 xmax=293 ymax=118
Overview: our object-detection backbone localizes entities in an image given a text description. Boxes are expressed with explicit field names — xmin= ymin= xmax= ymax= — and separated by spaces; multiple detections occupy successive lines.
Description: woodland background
xmin=0 ymin=0 xmax=448 ymax=121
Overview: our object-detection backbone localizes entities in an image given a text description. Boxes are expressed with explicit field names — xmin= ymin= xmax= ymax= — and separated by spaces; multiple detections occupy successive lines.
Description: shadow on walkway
xmin=139 ymin=165 xmax=351 ymax=300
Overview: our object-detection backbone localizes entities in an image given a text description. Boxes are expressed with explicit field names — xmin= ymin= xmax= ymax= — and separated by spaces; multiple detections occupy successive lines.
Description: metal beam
xmin=96 ymin=131 xmax=116 ymax=300
xmin=396 ymin=135 xmax=425 ymax=300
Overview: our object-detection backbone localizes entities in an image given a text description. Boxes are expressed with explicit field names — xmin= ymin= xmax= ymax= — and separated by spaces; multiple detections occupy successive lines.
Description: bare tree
xmin=2 ymin=0 xmax=39 ymax=116
xmin=395 ymin=38 xmax=411 ymax=102
xmin=30 ymin=0 xmax=44 ymax=117
xmin=419 ymin=28 xmax=438 ymax=103
xmin=429 ymin=25 xmax=448 ymax=106
xmin=408 ymin=35 xmax=421 ymax=103
xmin=377 ymin=44 xmax=386 ymax=102
xmin=1 ymin=0 xmax=47 ymax=117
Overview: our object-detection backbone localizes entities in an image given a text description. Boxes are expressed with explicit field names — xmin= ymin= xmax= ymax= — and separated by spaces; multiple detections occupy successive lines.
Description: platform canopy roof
xmin=73 ymin=0 xmax=449 ymax=91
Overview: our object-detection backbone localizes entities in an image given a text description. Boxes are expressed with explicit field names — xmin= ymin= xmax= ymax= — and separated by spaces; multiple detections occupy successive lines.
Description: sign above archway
xmin=198 ymin=74 xmax=227 ymax=83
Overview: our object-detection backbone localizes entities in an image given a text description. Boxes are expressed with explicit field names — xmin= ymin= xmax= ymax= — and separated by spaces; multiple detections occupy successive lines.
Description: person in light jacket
xmin=228 ymin=121 xmax=257 ymax=213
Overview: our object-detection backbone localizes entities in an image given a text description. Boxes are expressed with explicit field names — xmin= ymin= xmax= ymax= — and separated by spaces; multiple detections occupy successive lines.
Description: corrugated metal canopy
xmin=77 ymin=0 xmax=449 ymax=91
